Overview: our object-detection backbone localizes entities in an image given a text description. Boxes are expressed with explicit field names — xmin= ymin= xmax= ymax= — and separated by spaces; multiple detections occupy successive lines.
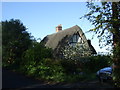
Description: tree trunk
xmin=112 ymin=2 xmax=120 ymax=87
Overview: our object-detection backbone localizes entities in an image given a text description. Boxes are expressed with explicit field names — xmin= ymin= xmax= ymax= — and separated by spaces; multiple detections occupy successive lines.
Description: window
xmin=73 ymin=34 xmax=77 ymax=42
xmin=69 ymin=34 xmax=82 ymax=45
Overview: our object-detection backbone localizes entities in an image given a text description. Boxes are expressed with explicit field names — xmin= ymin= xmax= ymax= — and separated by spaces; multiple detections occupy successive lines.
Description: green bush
xmin=6 ymin=43 xmax=112 ymax=83
xmin=21 ymin=42 xmax=53 ymax=64
xmin=83 ymin=55 xmax=112 ymax=73
xmin=60 ymin=59 xmax=82 ymax=74
xmin=35 ymin=58 xmax=65 ymax=82
xmin=20 ymin=58 xmax=65 ymax=82
xmin=21 ymin=55 xmax=111 ymax=83
xmin=37 ymin=59 xmax=89 ymax=82
xmin=19 ymin=58 xmax=88 ymax=83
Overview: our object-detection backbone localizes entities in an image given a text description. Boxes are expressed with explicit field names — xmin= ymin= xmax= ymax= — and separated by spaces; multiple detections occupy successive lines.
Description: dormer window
xmin=69 ymin=33 xmax=82 ymax=46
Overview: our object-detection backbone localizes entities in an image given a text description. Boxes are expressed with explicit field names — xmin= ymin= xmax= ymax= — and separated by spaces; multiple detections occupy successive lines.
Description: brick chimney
xmin=56 ymin=24 xmax=62 ymax=32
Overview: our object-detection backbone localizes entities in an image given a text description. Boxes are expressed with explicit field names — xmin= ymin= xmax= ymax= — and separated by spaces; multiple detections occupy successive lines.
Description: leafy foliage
xmin=21 ymin=42 xmax=53 ymax=64
xmin=63 ymin=43 xmax=92 ymax=60
xmin=60 ymin=59 xmax=82 ymax=74
xmin=2 ymin=19 xmax=112 ymax=83
xmin=19 ymin=55 xmax=111 ymax=82
xmin=83 ymin=55 xmax=111 ymax=73
xmin=82 ymin=2 xmax=120 ymax=87
xmin=0 ymin=23 xmax=2 ymax=67
xmin=20 ymin=58 xmax=65 ymax=82
xmin=2 ymin=19 xmax=32 ymax=67
xmin=81 ymin=2 xmax=114 ymax=48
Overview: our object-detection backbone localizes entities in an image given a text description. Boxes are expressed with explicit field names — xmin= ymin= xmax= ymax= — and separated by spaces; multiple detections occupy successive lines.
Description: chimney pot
xmin=56 ymin=24 xmax=62 ymax=32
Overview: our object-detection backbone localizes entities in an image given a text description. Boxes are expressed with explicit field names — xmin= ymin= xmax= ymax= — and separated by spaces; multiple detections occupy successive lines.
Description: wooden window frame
xmin=69 ymin=33 xmax=81 ymax=44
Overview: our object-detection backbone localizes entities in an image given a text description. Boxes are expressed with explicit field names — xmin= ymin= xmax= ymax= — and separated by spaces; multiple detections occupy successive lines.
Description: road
xmin=2 ymin=68 xmax=54 ymax=89
xmin=2 ymin=68 xmax=114 ymax=89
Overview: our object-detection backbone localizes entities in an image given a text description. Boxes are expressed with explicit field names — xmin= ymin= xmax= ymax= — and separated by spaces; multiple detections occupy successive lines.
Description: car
xmin=96 ymin=67 xmax=113 ymax=82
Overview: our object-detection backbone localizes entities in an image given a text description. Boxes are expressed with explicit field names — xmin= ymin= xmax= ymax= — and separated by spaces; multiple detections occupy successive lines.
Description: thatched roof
xmin=41 ymin=25 xmax=96 ymax=55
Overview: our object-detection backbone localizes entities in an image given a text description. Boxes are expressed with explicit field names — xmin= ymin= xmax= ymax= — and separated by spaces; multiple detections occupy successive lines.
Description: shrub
xmin=21 ymin=42 xmax=53 ymax=64
xmin=63 ymin=44 xmax=92 ymax=60
xmin=83 ymin=55 xmax=112 ymax=73
xmin=34 ymin=58 xmax=65 ymax=82
xmin=60 ymin=59 xmax=82 ymax=74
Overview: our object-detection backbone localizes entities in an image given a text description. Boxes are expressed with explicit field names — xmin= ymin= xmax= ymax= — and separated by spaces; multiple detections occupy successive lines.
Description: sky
xmin=2 ymin=1 xmax=110 ymax=53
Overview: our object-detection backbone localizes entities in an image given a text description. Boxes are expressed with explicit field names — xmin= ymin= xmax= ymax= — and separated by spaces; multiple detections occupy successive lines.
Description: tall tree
xmin=2 ymin=19 xmax=32 ymax=67
xmin=0 ymin=22 xmax=2 ymax=66
xmin=81 ymin=2 xmax=120 ymax=87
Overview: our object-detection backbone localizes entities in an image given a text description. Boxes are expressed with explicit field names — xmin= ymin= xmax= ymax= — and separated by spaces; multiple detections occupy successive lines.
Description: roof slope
xmin=42 ymin=25 xmax=87 ymax=49
xmin=41 ymin=25 xmax=96 ymax=55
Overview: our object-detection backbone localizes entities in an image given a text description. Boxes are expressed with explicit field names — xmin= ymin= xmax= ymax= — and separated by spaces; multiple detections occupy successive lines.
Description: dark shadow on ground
xmin=2 ymin=68 xmax=114 ymax=89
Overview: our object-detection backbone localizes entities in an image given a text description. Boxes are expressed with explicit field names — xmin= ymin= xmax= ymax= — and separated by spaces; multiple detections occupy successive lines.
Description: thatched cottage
xmin=41 ymin=25 xmax=96 ymax=58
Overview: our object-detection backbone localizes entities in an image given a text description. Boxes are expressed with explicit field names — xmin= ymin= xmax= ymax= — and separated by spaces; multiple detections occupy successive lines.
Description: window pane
xmin=76 ymin=35 xmax=79 ymax=42
xmin=73 ymin=35 xmax=77 ymax=42
xmin=77 ymin=36 xmax=81 ymax=42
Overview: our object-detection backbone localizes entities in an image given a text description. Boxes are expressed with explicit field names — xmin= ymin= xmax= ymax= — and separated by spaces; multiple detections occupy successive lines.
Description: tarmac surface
xmin=2 ymin=68 xmax=114 ymax=89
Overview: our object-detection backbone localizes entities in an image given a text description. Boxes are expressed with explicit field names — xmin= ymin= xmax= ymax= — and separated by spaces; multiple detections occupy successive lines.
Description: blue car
xmin=96 ymin=67 xmax=113 ymax=82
